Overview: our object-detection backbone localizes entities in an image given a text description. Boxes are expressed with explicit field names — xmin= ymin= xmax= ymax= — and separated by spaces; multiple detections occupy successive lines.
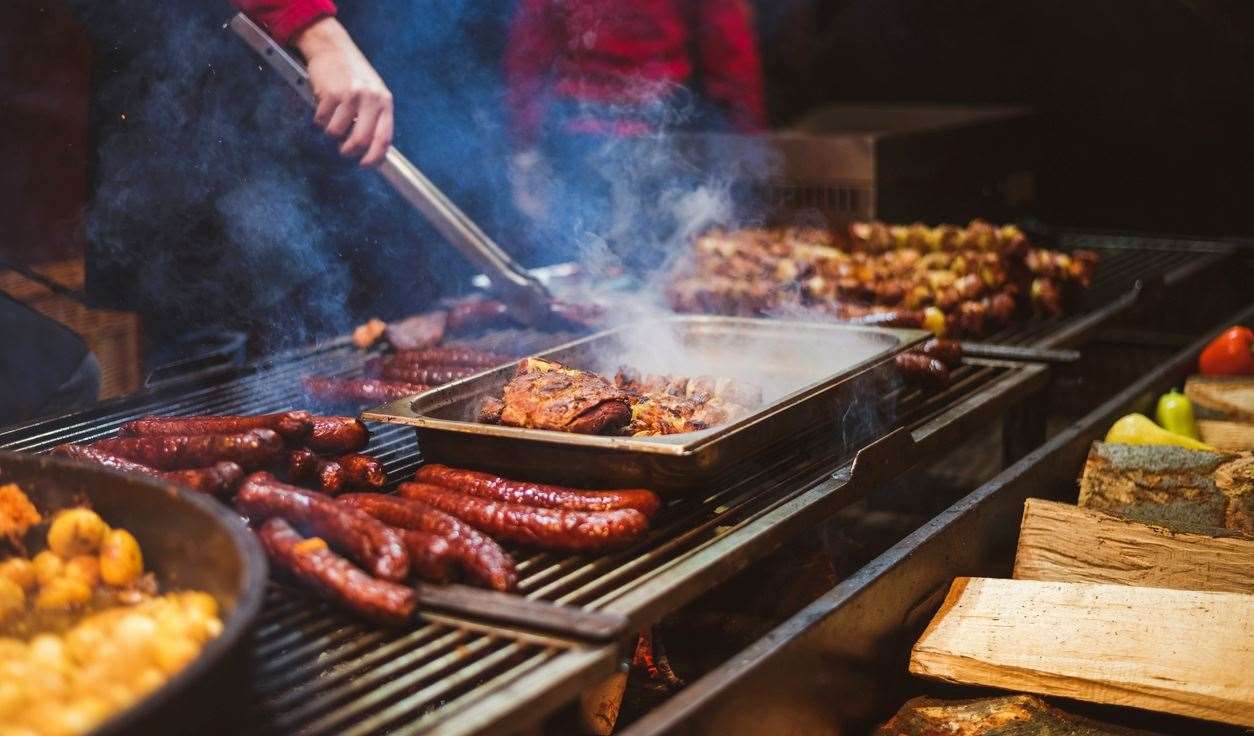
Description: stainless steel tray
xmin=364 ymin=316 xmax=928 ymax=493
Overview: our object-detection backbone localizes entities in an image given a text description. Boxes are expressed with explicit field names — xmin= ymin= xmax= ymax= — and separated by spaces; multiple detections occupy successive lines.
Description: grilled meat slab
xmin=488 ymin=358 xmax=632 ymax=434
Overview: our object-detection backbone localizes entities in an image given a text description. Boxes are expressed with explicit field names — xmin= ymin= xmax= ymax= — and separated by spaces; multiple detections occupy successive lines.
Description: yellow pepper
xmin=1154 ymin=390 xmax=1200 ymax=440
xmin=1105 ymin=413 xmax=1215 ymax=451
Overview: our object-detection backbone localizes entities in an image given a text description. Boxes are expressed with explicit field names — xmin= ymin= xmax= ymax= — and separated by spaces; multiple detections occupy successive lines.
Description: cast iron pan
xmin=0 ymin=450 xmax=268 ymax=736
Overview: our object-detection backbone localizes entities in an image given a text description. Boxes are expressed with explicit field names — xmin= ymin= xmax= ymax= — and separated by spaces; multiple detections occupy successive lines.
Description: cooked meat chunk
xmin=497 ymin=358 xmax=632 ymax=434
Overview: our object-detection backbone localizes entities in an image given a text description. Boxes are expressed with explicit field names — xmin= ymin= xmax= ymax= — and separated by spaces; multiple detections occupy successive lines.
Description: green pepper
xmin=1155 ymin=390 xmax=1200 ymax=440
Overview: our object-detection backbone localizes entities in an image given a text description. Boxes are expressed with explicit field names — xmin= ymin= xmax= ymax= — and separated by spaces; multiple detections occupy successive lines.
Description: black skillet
xmin=0 ymin=450 xmax=268 ymax=736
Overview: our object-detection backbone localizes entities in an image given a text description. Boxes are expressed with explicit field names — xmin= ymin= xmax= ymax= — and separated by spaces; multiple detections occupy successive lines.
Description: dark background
xmin=3 ymin=0 xmax=1252 ymax=266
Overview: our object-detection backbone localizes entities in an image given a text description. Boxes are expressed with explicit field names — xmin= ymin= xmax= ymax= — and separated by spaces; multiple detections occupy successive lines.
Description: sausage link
xmin=895 ymin=353 xmax=951 ymax=390
xmin=397 ymin=482 xmax=649 ymax=552
xmin=235 ymin=473 xmax=409 ymax=582
xmin=120 ymin=412 xmax=313 ymax=443
xmin=302 ymin=376 xmax=430 ymax=404
xmin=282 ymin=448 xmax=318 ymax=484
xmin=371 ymin=361 xmax=478 ymax=386
xmin=415 ymin=464 xmax=660 ymax=518
xmin=90 ymin=429 xmax=283 ymax=470
xmin=446 ymin=299 xmax=511 ymax=333
xmin=52 ymin=444 xmax=243 ymax=496
xmin=919 ymin=338 xmax=964 ymax=369
xmin=315 ymin=459 xmax=347 ymax=495
xmin=257 ymin=518 xmax=415 ymax=626
xmin=337 ymin=453 xmax=387 ymax=490
xmin=338 ymin=493 xmax=517 ymax=591
xmin=390 ymin=348 xmax=514 ymax=369
xmin=402 ymin=529 xmax=454 ymax=583
xmin=306 ymin=417 xmax=370 ymax=455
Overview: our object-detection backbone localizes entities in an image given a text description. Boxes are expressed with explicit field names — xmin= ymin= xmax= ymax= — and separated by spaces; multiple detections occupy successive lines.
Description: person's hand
xmin=510 ymin=149 xmax=552 ymax=222
xmin=294 ymin=17 xmax=393 ymax=167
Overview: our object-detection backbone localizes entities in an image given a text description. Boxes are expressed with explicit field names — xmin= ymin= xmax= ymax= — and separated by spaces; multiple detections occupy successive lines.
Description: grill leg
xmin=1002 ymin=403 xmax=1046 ymax=467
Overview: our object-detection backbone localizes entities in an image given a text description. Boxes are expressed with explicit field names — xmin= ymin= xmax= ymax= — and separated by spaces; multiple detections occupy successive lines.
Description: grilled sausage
xmin=371 ymin=361 xmax=478 ymax=386
xmin=919 ymin=338 xmax=963 ymax=369
xmin=235 ymin=473 xmax=409 ymax=582
xmin=52 ymin=444 xmax=243 ymax=496
xmin=257 ymin=519 xmax=415 ymax=626
xmin=415 ymin=464 xmax=661 ymax=518
xmin=282 ymin=448 xmax=318 ymax=484
xmin=401 ymin=530 xmax=454 ymax=583
xmin=315 ymin=459 xmax=347 ymax=495
xmin=446 ymin=299 xmax=511 ymax=333
xmin=337 ymin=453 xmax=387 ymax=489
xmin=119 ymin=412 xmax=313 ymax=443
xmin=895 ymin=353 xmax=951 ymax=390
xmin=302 ymin=376 xmax=430 ymax=405
xmin=397 ymin=482 xmax=649 ymax=552
xmin=306 ymin=417 xmax=370 ymax=455
xmin=90 ymin=429 xmax=283 ymax=470
xmin=338 ymin=493 xmax=517 ymax=591
xmin=390 ymin=347 xmax=514 ymax=369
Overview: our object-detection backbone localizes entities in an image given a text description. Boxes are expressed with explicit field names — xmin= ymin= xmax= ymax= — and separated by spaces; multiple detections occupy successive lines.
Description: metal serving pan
xmin=0 ymin=451 xmax=268 ymax=736
xmin=365 ymin=316 xmax=929 ymax=493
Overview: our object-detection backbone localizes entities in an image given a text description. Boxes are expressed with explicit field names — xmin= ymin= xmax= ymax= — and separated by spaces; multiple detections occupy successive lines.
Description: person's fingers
xmin=340 ymin=99 xmax=381 ymax=157
xmin=358 ymin=101 xmax=393 ymax=167
xmin=313 ymin=94 xmax=338 ymax=128
xmin=324 ymin=94 xmax=358 ymax=138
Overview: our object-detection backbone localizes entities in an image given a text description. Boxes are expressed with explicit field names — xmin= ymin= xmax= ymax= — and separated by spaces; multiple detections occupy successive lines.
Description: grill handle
xmin=227 ymin=13 xmax=555 ymax=325
xmin=414 ymin=583 xmax=630 ymax=642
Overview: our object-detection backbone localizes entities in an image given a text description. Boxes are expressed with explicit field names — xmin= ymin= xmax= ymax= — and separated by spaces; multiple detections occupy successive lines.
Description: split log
xmin=1014 ymin=498 xmax=1254 ymax=594
xmin=1077 ymin=442 xmax=1254 ymax=534
xmin=874 ymin=694 xmax=1161 ymax=736
xmin=1185 ymin=375 xmax=1254 ymax=421
xmin=909 ymin=577 xmax=1254 ymax=728
xmin=1197 ymin=419 xmax=1254 ymax=451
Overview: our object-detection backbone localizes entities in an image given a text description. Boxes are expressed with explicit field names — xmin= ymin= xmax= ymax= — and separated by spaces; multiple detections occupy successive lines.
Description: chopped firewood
xmin=1078 ymin=442 xmax=1254 ymax=534
xmin=1014 ymin=498 xmax=1254 ymax=594
xmin=1185 ymin=375 xmax=1254 ymax=421
xmin=1197 ymin=419 xmax=1254 ymax=451
xmin=909 ymin=578 xmax=1254 ymax=727
xmin=578 ymin=670 xmax=627 ymax=736
xmin=874 ymin=694 xmax=1161 ymax=736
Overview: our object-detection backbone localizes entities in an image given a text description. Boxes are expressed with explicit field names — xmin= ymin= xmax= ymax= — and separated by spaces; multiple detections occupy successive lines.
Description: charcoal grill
xmin=621 ymin=302 xmax=1254 ymax=736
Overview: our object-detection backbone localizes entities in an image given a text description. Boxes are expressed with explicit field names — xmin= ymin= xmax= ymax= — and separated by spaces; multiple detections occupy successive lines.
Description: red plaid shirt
xmin=231 ymin=0 xmax=336 ymax=44
xmin=505 ymin=0 xmax=766 ymax=144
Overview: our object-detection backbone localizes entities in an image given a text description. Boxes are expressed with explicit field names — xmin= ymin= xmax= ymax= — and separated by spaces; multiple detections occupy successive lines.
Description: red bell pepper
xmin=1198 ymin=326 xmax=1254 ymax=375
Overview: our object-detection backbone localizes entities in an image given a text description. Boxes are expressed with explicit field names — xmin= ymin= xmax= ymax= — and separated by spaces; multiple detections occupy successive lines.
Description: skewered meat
xmin=487 ymin=358 xmax=632 ymax=435
xmin=90 ymin=429 xmax=283 ymax=471
xmin=302 ymin=376 xmax=430 ymax=404
xmin=415 ymin=464 xmax=661 ymax=517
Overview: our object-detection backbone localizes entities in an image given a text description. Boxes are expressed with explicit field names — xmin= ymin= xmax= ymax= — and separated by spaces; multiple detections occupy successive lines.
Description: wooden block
xmin=1014 ymin=498 xmax=1254 ymax=594
xmin=874 ymin=694 xmax=1161 ymax=736
xmin=1078 ymin=442 xmax=1254 ymax=534
xmin=909 ymin=578 xmax=1254 ymax=727
xmin=1198 ymin=420 xmax=1254 ymax=451
xmin=1186 ymin=375 xmax=1254 ymax=422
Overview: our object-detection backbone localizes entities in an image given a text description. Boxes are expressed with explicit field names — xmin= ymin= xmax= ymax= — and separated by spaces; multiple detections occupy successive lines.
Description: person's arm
xmin=694 ymin=0 xmax=767 ymax=132
xmin=231 ymin=1 xmax=393 ymax=166
xmin=503 ymin=0 xmax=564 ymax=148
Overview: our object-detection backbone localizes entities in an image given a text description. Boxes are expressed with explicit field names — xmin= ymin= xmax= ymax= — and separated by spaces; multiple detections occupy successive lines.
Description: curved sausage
xmin=338 ymin=493 xmax=517 ymax=591
xmin=337 ymin=453 xmax=387 ymax=490
xmin=895 ymin=353 xmax=951 ymax=390
xmin=415 ymin=464 xmax=660 ymax=518
xmin=302 ymin=376 xmax=429 ymax=405
xmin=919 ymin=338 xmax=963 ymax=369
xmin=390 ymin=348 xmax=514 ymax=369
xmin=397 ymin=482 xmax=649 ymax=552
xmin=315 ymin=459 xmax=347 ymax=495
xmin=120 ymin=412 xmax=313 ymax=443
xmin=257 ymin=519 xmax=415 ymax=626
xmin=401 ymin=530 xmax=454 ymax=583
xmin=306 ymin=417 xmax=370 ymax=455
xmin=372 ymin=361 xmax=478 ymax=386
xmin=52 ymin=444 xmax=243 ymax=496
xmin=282 ymin=448 xmax=317 ymax=484
xmin=446 ymin=299 xmax=511 ymax=333
xmin=90 ymin=429 xmax=283 ymax=470
xmin=235 ymin=473 xmax=409 ymax=582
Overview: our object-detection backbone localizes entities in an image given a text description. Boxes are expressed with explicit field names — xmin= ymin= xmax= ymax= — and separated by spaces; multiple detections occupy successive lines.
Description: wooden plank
xmin=909 ymin=577 xmax=1254 ymax=727
xmin=1186 ymin=375 xmax=1254 ymax=421
xmin=874 ymin=694 xmax=1161 ymax=736
xmin=1014 ymin=498 xmax=1254 ymax=594
xmin=1077 ymin=442 xmax=1254 ymax=535
xmin=1198 ymin=420 xmax=1254 ymax=451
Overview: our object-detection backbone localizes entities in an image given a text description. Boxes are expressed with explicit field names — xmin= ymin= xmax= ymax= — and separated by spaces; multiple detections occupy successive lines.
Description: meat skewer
xmin=398 ymin=482 xmax=650 ymax=552
xmin=52 ymin=444 xmax=244 ymax=496
xmin=90 ymin=429 xmax=283 ymax=470
xmin=338 ymin=493 xmax=517 ymax=591
xmin=415 ymin=464 xmax=660 ymax=518
xmin=302 ymin=376 xmax=430 ymax=404
xmin=119 ymin=412 xmax=313 ymax=443
xmin=257 ymin=518 xmax=416 ymax=626
xmin=235 ymin=473 xmax=409 ymax=582
xmin=306 ymin=417 xmax=370 ymax=455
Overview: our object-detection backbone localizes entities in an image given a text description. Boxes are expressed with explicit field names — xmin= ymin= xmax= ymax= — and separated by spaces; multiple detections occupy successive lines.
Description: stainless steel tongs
xmin=229 ymin=13 xmax=554 ymax=324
